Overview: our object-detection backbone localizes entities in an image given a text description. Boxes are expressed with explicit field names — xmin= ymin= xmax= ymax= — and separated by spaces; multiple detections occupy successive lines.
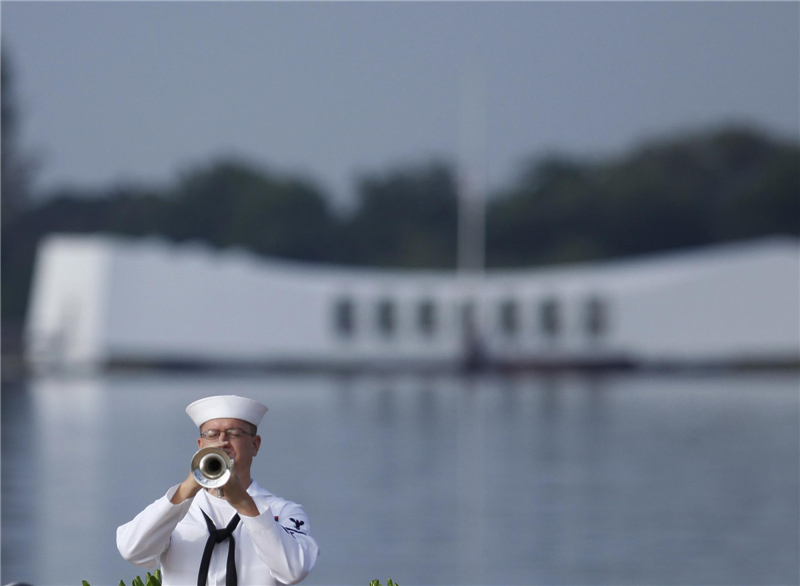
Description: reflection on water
xmin=2 ymin=371 xmax=798 ymax=586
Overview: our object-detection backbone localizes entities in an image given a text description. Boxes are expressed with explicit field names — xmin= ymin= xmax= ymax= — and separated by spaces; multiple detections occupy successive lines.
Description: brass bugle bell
xmin=191 ymin=447 xmax=235 ymax=497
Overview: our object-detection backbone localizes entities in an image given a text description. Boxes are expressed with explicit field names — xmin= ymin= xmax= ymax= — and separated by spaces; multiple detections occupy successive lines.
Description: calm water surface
xmin=2 ymin=371 xmax=798 ymax=586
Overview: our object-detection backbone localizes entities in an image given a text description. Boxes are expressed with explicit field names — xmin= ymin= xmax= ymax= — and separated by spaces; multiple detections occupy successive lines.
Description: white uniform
xmin=117 ymin=480 xmax=319 ymax=586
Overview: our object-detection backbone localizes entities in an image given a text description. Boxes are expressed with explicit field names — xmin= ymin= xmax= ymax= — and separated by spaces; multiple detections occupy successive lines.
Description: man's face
xmin=198 ymin=417 xmax=261 ymax=478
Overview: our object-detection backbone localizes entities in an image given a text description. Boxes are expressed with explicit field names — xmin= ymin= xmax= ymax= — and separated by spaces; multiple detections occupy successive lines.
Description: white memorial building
xmin=23 ymin=233 xmax=800 ymax=372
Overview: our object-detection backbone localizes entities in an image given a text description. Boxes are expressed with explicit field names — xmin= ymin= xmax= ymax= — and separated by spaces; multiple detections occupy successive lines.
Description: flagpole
xmin=457 ymin=62 xmax=487 ymax=369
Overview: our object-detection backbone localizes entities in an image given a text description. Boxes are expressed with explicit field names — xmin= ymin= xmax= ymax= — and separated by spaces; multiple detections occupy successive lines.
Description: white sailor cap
xmin=186 ymin=395 xmax=268 ymax=429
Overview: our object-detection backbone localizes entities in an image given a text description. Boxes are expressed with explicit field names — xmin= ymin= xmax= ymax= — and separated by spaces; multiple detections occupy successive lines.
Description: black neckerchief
xmin=197 ymin=509 xmax=241 ymax=586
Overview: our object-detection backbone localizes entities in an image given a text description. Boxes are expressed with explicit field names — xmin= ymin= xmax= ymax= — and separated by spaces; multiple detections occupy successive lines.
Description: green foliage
xmin=1 ymin=47 xmax=36 ymax=229
xmin=84 ymin=569 xmax=161 ymax=586
xmin=486 ymin=125 xmax=799 ymax=267
xmin=345 ymin=161 xmax=457 ymax=267
xmin=369 ymin=579 xmax=398 ymax=586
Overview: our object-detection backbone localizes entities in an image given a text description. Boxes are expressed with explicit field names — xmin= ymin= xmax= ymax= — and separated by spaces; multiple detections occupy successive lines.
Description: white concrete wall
xmin=23 ymin=234 xmax=800 ymax=368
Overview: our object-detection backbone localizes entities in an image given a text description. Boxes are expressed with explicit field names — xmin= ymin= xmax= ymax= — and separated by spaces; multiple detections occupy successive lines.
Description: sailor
xmin=116 ymin=395 xmax=319 ymax=586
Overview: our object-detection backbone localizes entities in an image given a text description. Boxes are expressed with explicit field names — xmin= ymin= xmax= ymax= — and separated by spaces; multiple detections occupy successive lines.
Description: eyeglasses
xmin=200 ymin=428 xmax=254 ymax=440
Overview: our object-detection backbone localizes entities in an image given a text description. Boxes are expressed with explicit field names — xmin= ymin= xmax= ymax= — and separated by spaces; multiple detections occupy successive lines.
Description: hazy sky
xmin=3 ymin=1 xmax=798 ymax=208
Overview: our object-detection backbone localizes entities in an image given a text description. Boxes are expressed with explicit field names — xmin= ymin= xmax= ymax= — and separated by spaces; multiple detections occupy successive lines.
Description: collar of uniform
xmin=245 ymin=479 xmax=260 ymax=497
xmin=245 ymin=479 xmax=273 ymax=499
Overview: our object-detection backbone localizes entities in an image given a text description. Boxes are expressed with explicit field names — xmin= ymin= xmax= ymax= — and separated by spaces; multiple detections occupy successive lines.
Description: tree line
xmin=3 ymin=123 xmax=797 ymax=323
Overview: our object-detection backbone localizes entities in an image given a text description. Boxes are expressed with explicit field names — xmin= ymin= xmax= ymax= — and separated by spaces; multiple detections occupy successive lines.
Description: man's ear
xmin=197 ymin=437 xmax=203 ymax=450
xmin=252 ymin=435 xmax=262 ymax=457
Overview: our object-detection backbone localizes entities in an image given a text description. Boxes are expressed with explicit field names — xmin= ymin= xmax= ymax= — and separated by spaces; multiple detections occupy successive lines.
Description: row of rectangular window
xmin=333 ymin=297 xmax=608 ymax=338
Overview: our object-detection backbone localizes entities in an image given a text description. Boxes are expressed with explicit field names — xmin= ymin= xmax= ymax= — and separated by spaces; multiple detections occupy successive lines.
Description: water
xmin=2 ymin=371 xmax=798 ymax=586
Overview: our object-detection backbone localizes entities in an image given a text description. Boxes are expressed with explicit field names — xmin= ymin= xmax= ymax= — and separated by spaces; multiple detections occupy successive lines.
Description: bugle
xmin=191 ymin=447 xmax=234 ymax=497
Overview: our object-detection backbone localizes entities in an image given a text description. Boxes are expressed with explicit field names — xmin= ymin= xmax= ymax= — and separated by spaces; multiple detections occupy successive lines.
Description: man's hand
xmin=170 ymin=470 xmax=202 ymax=504
xmin=220 ymin=470 xmax=260 ymax=517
